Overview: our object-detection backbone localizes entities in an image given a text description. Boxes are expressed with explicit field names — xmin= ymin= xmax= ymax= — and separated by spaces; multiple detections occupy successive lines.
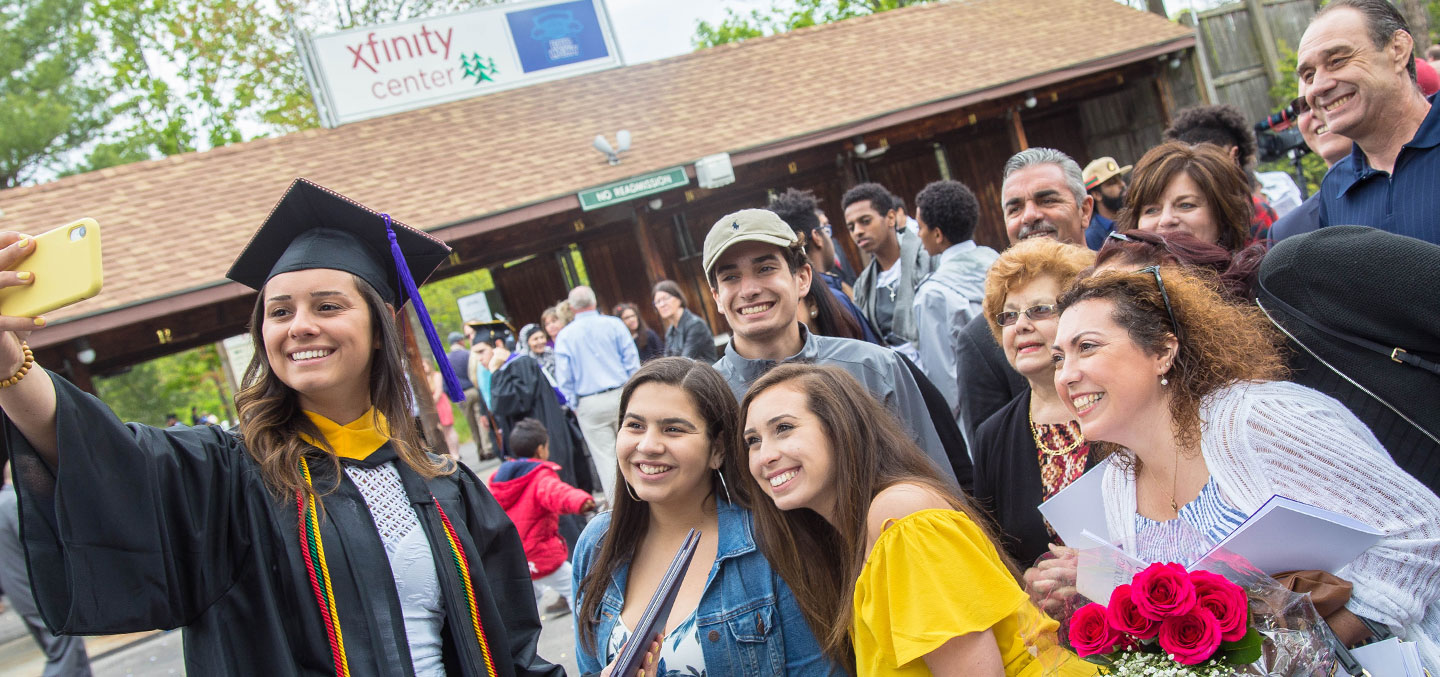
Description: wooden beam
xmin=1245 ymin=0 xmax=1283 ymax=86
xmin=1009 ymin=108 xmax=1030 ymax=152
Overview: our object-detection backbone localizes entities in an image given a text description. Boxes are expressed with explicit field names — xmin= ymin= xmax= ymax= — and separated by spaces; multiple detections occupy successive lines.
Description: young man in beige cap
xmin=704 ymin=208 xmax=966 ymax=487
xmin=1081 ymin=156 xmax=1131 ymax=250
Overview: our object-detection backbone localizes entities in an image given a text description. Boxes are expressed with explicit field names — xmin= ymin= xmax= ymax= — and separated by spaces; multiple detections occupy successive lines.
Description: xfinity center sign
xmin=297 ymin=0 xmax=622 ymax=126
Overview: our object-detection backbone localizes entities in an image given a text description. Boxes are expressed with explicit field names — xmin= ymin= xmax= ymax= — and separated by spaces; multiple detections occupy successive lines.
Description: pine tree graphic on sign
xmin=461 ymin=54 xmax=499 ymax=84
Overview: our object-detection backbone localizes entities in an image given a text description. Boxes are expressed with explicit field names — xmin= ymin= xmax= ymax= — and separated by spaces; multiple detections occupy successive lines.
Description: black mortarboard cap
xmin=226 ymin=178 xmax=468 ymax=402
xmin=467 ymin=320 xmax=515 ymax=346
xmin=226 ymin=178 xmax=450 ymax=306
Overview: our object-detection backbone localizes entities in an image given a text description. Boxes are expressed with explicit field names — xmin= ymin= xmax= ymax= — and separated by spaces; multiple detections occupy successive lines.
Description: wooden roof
xmin=0 ymin=0 xmax=1192 ymax=338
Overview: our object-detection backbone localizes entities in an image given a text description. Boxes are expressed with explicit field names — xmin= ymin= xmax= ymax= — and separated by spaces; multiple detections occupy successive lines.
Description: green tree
xmin=93 ymin=343 xmax=233 ymax=427
xmin=693 ymin=0 xmax=930 ymax=49
xmin=1 ymin=0 xmax=112 ymax=188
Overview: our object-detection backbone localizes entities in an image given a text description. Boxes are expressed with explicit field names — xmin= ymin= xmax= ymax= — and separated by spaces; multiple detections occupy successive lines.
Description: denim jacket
xmin=571 ymin=500 xmax=837 ymax=676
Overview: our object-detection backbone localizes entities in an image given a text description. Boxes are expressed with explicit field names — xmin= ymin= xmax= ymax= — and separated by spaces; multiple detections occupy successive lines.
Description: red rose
xmin=1158 ymin=608 xmax=1223 ymax=665
xmin=1131 ymin=562 xmax=1197 ymax=620
xmin=1107 ymin=584 xmax=1160 ymax=639
xmin=1069 ymin=602 xmax=1122 ymax=657
xmin=1190 ymin=570 xmax=1249 ymax=642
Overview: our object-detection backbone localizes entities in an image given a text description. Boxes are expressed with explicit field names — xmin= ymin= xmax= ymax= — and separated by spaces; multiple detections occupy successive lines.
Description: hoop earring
xmin=715 ymin=469 xmax=733 ymax=506
xmin=624 ymin=481 xmax=641 ymax=502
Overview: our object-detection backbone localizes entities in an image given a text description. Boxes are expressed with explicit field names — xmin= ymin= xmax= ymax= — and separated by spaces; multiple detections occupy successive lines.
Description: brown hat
xmin=1082 ymin=157 xmax=1132 ymax=190
xmin=702 ymin=209 xmax=799 ymax=277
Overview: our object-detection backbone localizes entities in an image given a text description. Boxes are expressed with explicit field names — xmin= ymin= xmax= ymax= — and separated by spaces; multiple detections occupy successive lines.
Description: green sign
xmin=578 ymin=167 xmax=689 ymax=211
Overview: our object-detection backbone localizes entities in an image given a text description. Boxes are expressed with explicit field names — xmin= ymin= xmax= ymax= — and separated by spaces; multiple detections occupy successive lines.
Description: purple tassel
xmin=383 ymin=214 xmax=466 ymax=403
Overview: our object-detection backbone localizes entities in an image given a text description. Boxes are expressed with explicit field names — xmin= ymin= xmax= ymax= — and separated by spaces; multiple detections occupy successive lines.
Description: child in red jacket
xmin=488 ymin=418 xmax=595 ymax=616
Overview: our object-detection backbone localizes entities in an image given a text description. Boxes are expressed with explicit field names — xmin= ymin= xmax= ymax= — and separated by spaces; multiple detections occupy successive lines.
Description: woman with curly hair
xmin=972 ymin=238 xmax=1096 ymax=571
xmin=1115 ymin=141 xmax=1253 ymax=252
xmin=1048 ymin=265 xmax=1440 ymax=671
xmin=740 ymin=363 xmax=1096 ymax=676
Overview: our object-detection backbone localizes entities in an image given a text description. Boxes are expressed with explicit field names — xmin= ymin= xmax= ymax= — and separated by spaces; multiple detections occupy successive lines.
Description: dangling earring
xmin=715 ymin=469 xmax=734 ymax=506
xmin=624 ymin=481 xmax=641 ymax=502
xmin=1161 ymin=374 xmax=1170 ymax=386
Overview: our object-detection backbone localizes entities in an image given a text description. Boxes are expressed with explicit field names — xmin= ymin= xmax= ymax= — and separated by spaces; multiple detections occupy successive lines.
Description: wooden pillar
xmin=632 ymin=207 xmax=666 ymax=286
xmin=401 ymin=307 xmax=444 ymax=449
xmin=1245 ymin=0 xmax=1283 ymax=87
xmin=1182 ymin=11 xmax=1219 ymax=104
xmin=1009 ymin=108 xmax=1029 ymax=152
xmin=1154 ymin=72 xmax=1175 ymax=128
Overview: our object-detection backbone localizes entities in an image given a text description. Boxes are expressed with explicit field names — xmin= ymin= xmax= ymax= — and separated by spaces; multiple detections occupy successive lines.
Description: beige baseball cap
xmin=1082 ymin=157 xmax=1133 ymax=190
xmin=702 ymin=209 xmax=799 ymax=278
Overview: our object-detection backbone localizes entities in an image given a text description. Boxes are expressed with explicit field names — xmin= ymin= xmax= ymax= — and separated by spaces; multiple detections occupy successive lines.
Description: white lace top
xmin=344 ymin=462 xmax=446 ymax=677
xmin=1101 ymin=381 xmax=1440 ymax=674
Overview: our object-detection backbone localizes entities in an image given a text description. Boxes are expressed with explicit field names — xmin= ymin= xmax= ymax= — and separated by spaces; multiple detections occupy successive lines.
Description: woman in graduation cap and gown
xmin=0 ymin=179 xmax=564 ymax=677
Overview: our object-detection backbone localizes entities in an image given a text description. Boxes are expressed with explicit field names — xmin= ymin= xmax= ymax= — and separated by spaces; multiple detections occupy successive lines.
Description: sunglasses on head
xmin=995 ymin=304 xmax=1058 ymax=327
xmin=1140 ymin=265 xmax=1183 ymax=343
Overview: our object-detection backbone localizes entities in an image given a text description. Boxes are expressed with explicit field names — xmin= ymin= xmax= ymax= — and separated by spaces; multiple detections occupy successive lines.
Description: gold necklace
xmin=1028 ymin=407 xmax=1083 ymax=456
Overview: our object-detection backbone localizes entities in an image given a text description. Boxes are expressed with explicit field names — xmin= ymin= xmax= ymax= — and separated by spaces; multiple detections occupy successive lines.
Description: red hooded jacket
xmin=488 ymin=459 xmax=592 ymax=578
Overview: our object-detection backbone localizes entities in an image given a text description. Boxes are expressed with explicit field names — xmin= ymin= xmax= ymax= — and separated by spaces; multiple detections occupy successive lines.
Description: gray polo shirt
xmin=714 ymin=324 xmax=956 ymax=484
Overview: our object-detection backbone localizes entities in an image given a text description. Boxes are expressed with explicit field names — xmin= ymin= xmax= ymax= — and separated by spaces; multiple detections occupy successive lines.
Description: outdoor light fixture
xmin=76 ymin=338 xmax=96 ymax=365
xmin=593 ymin=129 xmax=632 ymax=165
xmin=851 ymin=136 xmax=888 ymax=160
xmin=1169 ymin=52 xmax=1184 ymax=69
xmin=648 ymin=197 xmax=664 ymax=210
xmin=1024 ymin=92 xmax=1038 ymax=109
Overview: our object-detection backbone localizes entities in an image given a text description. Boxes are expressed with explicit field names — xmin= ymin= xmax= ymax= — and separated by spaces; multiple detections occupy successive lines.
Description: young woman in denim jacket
xmin=572 ymin=358 xmax=836 ymax=677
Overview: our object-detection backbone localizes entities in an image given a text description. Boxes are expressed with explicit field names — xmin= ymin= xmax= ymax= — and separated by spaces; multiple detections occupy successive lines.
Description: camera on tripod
xmin=1255 ymin=98 xmax=1310 ymax=163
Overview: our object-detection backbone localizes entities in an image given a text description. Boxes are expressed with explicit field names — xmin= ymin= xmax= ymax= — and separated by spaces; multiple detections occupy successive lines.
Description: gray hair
xmin=1002 ymin=148 xmax=1087 ymax=206
xmin=567 ymin=285 xmax=597 ymax=311
xmin=1317 ymin=0 xmax=1416 ymax=82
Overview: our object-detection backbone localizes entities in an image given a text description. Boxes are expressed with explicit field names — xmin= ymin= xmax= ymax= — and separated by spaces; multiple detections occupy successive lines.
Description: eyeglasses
xmin=1288 ymin=95 xmax=1311 ymax=116
xmin=995 ymin=304 xmax=1058 ymax=327
xmin=1107 ymin=231 xmax=1136 ymax=243
xmin=1140 ymin=265 xmax=1183 ymax=342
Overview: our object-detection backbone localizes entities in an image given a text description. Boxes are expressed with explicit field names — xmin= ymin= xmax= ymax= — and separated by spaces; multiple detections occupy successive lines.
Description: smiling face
xmin=844 ymin=200 xmax=896 ymax=254
xmin=261 ymin=268 xmax=375 ymax=416
xmin=543 ymin=316 xmax=564 ymax=340
xmin=1001 ymin=164 xmax=1091 ymax=245
xmin=617 ymin=382 xmax=720 ymax=507
xmin=743 ymin=383 xmax=837 ymax=520
xmin=526 ymin=330 xmax=548 ymax=355
xmin=1135 ymin=172 xmax=1221 ymax=246
xmin=1296 ymin=100 xmax=1354 ymax=166
xmin=1298 ymin=7 xmax=1414 ymax=144
xmin=709 ymin=240 xmax=810 ymax=348
xmin=1000 ymin=275 xmax=1063 ymax=381
xmin=1052 ymin=298 xmax=1174 ymax=448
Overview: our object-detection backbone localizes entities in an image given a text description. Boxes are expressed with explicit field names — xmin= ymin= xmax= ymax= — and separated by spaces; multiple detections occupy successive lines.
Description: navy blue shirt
xmin=1085 ymin=211 xmax=1116 ymax=251
xmin=1270 ymin=193 xmax=1321 ymax=243
xmin=1319 ymin=94 xmax=1440 ymax=245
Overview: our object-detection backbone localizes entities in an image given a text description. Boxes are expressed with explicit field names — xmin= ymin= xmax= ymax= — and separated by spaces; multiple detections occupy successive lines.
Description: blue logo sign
xmin=506 ymin=0 xmax=609 ymax=73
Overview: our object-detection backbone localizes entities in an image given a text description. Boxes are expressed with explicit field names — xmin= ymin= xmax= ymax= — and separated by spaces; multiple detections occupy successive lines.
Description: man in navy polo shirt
xmin=1300 ymin=0 xmax=1439 ymax=245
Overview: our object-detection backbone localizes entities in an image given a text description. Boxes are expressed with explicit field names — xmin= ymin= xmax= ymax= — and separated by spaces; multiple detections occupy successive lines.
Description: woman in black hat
xmin=0 ymin=179 xmax=567 ymax=676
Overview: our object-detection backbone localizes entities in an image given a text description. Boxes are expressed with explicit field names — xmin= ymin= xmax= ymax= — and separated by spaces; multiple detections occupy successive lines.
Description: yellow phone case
xmin=0 ymin=218 xmax=104 ymax=318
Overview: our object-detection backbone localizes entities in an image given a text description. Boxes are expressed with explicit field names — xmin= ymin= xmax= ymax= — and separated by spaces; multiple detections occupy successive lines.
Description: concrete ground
xmin=0 ymin=442 xmax=588 ymax=676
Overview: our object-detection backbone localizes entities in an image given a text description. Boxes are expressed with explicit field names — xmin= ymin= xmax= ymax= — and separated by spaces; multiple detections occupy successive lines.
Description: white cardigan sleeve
xmin=1203 ymin=381 xmax=1440 ymax=647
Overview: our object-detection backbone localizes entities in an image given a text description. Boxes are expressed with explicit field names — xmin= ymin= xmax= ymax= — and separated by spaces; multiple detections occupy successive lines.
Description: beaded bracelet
xmin=0 ymin=341 xmax=34 ymax=388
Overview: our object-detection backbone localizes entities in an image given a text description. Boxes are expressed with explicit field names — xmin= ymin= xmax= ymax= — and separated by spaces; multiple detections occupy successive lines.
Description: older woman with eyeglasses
xmin=972 ymin=238 xmax=1096 ymax=571
xmin=1046 ymin=264 xmax=1440 ymax=672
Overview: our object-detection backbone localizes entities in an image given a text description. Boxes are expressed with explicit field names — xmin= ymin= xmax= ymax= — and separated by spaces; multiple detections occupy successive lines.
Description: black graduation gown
xmin=2 ymin=371 xmax=563 ymax=677
xmin=488 ymin=354 xmax=594 ymax=552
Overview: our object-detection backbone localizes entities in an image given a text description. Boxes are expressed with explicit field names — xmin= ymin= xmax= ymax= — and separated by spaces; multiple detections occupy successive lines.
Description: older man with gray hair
xmin=955 ymin=148 xmax=1092 ymax=449
xmin=554 ymin=285 xmax=640 ymax=503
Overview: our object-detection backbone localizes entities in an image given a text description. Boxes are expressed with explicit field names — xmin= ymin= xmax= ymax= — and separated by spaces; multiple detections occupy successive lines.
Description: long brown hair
xmin=1115 ymin=141 xmax=1253 ymax=252
xmin=234 ymin=274 xmax=450 ymax=504
xmin=1057 ymin=266 xmax=1288 ymax=456
xmin=575 ymin=357 xmax=747 ymax=652
xmin=734 ymin=364 xmax=1019 ymax=671
xmin=613 ymin=302 xmax=654 ymax=349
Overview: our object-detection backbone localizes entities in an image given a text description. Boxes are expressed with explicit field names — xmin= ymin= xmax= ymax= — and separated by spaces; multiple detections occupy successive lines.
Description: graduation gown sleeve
xmin=452 ymin=463 xmax=565 ymax=677
xmin=2 ymin=370 xmax=250 ymax=634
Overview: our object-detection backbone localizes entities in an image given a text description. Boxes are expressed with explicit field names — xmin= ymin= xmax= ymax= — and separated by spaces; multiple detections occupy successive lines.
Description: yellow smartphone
xmin=0 ymin=218 xmax=103 ymax=317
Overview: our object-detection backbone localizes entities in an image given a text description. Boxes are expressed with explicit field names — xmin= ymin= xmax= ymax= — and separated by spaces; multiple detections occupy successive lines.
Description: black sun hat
xmin=1256 ymin=226 xmax=1440 ymax=490
xmin=226 ymin=178 xmax=466 ymax=401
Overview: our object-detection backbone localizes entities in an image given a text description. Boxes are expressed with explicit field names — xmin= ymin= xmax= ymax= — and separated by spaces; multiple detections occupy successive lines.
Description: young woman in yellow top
xmin=736 ymin=363 xmax=1096 ymax=676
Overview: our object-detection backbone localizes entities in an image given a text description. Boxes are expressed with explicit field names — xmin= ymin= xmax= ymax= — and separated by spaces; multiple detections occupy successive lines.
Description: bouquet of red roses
xmin=1069 ymin=562 xmax=1263 ymax=675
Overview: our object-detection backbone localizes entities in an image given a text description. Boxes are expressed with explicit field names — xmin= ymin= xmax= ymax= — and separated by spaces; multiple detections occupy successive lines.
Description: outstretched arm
xmin=0 ymin=232 xmax=59 ymax=467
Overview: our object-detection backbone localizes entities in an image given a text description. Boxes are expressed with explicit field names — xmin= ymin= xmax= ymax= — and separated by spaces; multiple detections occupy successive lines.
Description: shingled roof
xmin=0 ymin=0 xmax=1191 ymax=334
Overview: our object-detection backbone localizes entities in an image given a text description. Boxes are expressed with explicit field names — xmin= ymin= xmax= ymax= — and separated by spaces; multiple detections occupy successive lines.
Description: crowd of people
xmin=0 ymin=0 xmax=1437 ymax=676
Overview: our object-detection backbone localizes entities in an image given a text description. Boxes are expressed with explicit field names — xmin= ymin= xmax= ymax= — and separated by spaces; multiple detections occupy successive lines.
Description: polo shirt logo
xmin=731 ymin=221 xmax=740 ymax=230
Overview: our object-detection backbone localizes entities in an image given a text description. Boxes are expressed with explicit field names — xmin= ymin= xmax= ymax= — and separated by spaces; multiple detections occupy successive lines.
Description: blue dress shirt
xmin=1319 ymin=94 xmax=1440 ymax=245
xmin=1085 ymin=212 xmax=1116 ymax=251
xmin=554 ymin=309 xmax=641 ymax=406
